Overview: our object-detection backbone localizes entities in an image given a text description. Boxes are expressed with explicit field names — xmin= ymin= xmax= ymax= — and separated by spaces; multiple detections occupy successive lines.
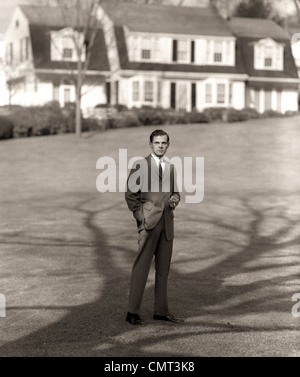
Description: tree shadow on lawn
xmin=0 ymin=193 xmax=299 ymax=356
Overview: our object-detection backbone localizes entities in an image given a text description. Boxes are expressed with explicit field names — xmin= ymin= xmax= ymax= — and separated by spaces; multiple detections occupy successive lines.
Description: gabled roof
xmin=228 ymin=17 xmax=298 ymax=81
xmin=228 ymin=17 xmax=291 ymax=40
xmin=101 ymin=2 xmax=234 ymax=37
xmin=16 ymin=5 xmax=109 ymax=72
xmin=29 ymin=25 xmax=110 ymax=72
xmin=19 ymin=4 xmax=96 ymax=28
xmin=235 ymin=37 xmax=298 ymax=80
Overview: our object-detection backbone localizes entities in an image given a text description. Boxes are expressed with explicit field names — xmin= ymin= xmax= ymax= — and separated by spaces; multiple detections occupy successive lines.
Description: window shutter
xmin=171 ymin=82 xmax=176 ymax=109
xmin=191 ymin=83 xmax=196 ymax=109
xmin=172 ymin=40 xmax=177 ymax=62
xmin=191 ymin=40 xmax=195 ymax=63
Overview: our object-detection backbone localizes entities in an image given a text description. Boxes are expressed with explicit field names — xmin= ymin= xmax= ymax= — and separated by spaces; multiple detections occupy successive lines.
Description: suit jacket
xmin=125 ymin=154 xmax=180 ymax=241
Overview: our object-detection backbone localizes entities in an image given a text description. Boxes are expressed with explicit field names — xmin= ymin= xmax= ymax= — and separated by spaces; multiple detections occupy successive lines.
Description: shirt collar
xmin=151 ymin=153 xmax=164 ymax=165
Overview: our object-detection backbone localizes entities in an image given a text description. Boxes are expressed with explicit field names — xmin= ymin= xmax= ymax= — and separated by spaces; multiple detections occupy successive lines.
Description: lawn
xmin=0 ymin=117 xmax=300 ymax=357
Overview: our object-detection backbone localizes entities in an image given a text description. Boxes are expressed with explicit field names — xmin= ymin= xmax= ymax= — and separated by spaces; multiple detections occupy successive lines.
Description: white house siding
xmin=281 ymin=91 xmax=299 ymax=113
xmin=5 ymin=8 xmax=33 ymax=77
xmin=38 ymin=82 xmax=54 ymax=105
xmin=232 ymin=81 xmax=245 ymax=110
xmin=81 ymin=83 xmax=106 ymax=109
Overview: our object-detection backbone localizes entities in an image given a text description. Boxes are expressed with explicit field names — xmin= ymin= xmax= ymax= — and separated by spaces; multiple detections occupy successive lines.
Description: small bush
xmin=284 ymin=110 xmax=299 ymax=117
xmin=262 ymin=110 xmax=283 ymax=118
xmin=185 ymin=111 xmax=209 ymax=124
xmin=241 ymin=107 xmax=261 ymax=120
xmin=107 ymin=111 xmax=141 ymax=129
xmin=9 ymin=104 xmax=74 ymax=138
xmin=203 ymin=107 xmax=225 ymax=122
xmin=135 ymin=107 xmax=165 ymax=126
xmin=0 ymin=116 xmax=14 ymax=140
xmin=225 ymin=109 xmax=249 ymax=123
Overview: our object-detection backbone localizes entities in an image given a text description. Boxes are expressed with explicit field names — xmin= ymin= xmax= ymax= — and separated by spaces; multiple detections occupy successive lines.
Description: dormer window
xmin=214 ymin=41 xmax=223 ymax=63
xmin=50 ymin=28 xmax=85 ymax=62
xmin=254 ymin=38 xmax=284 ymax=71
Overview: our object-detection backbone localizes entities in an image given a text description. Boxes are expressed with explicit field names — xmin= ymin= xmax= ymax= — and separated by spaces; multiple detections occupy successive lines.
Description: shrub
xmin=0 ymin=116 xmax=14 ymax=140
xmin=107 ymin=111 xmax=141 ymax=129
xmin=225 ymin=109 xmax=249 ymax=123
xmin=9 ymin=104 xmax=73 ymax=137
xmin=134 ymin=107 xmax=165 ymax=126
xmin=241 ymin=107 xmax=261 ymax=120
xmin=262 ymin=110 xmax=283 ymax=118
xmin=203 ymin=107 xmax=225 ymax=122
xmin=185 ymin=111 xmax=209 ymax=124
xmin=284 ymin=110 xmax=299 ymax=117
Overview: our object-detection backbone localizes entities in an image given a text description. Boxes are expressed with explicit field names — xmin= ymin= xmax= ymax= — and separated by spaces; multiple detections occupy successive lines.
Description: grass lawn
xmin=0 ymin=116 xmax=300 ymax=357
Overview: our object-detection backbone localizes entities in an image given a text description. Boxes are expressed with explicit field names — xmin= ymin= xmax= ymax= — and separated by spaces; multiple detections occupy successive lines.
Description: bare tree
xmin=293 ymin=0 xmax=300 ymax=23
xmin=55 ymin=0 xmax=102 ymax=138
xmin=25 ymin=0 xmax=104 ymax=137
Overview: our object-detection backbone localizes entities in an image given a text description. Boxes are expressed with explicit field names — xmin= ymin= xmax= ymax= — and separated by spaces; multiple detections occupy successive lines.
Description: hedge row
xmin=0 ymin=103 xmax=299 ymax=140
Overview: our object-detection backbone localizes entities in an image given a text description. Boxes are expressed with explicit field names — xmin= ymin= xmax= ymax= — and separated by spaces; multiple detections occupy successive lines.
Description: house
xmin=4 ymin=5 xmax=110 ymax=110
xmin=4 ymin=2 xmax=299 ymax=115
xmin=98 ymin=2 xmax=248 ymax=112
xmin=229 ymin=17 xmax=299 ymax=114
xmin=97 ymin=1 xmax=299 ymax=114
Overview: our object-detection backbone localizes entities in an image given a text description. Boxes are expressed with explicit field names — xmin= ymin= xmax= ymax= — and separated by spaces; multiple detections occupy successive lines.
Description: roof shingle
xmin=101 ymin=2 xmax=234 ymax=37
xmin=228 ymin=17 xmax=291 ymax=40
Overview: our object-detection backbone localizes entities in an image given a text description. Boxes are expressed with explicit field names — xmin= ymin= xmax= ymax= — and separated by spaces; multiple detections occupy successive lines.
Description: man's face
xmin=150 ymin=135 xmax=169 ymax=158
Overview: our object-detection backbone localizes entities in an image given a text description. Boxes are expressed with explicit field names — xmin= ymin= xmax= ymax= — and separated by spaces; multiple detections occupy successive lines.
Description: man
xmin=125 ymin=129 xmax=183 ymax=325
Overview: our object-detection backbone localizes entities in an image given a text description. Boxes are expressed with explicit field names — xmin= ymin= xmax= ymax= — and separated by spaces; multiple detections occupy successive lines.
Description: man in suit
xmin=125 ymin=129 xmax=183 ymax=325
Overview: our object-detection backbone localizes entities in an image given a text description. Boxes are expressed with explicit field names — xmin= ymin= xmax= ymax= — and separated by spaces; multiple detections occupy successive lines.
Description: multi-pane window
xmin=6 ymin=43 xmax=13 ymax=65
xmin=63 ymin=48 xmax=73 ymax=59
xmin=19 ymin=37 xmax=29 ymax=63
xmin=144 ymin=81 xmax=154 ymax=102
xmin=177 ymin=40 xmax=188 ymax=62
xmin=217 ymin=84 xmax=226 ymax=104
xmin=64 ymin=88 xmax=71 ymax=104
xmin=264 ymin=46 xmax=273 ymax=68
xmin=214 ymin=41 xmax=223 ymax=63
xmin=132 ymin=81 xmax=140 ymax=102
xmin=205 ymin=83 xmax=212 ymax=104
xmin=141 ymin=49 xmax=151 ymax=60
xmin=61 ymin=37 xmax=74 ymax=60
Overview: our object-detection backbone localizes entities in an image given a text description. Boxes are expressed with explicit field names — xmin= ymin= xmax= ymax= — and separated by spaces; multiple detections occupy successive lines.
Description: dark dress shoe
xmin=126 ymin=312 xmax=147 ymax=325
xmin=153 ymin=314 xmax=184 ymax=323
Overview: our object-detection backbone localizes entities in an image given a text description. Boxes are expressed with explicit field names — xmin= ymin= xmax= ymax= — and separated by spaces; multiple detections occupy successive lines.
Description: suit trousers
xmin=128 ymin=213 xmax=173 ymax=315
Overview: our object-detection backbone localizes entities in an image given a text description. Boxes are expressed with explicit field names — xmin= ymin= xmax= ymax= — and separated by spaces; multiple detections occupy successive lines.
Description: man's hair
xmin=150 ymin=130 xmax=170 ymax=143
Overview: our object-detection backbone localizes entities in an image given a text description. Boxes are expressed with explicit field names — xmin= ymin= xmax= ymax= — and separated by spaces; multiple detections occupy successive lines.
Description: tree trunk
xmin=76 ymin=56 xmax=83 ymax=138
xmin=75 ymin=86 xmax=82 ymax=138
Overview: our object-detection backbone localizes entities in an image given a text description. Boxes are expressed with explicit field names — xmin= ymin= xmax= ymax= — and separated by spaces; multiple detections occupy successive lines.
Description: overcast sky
xmin=0 ymin=0 xmax=297 ymax=34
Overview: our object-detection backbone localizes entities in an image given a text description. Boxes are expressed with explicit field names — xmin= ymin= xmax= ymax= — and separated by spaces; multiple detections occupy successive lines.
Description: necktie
xmin=158 ymin=160 xmax=163 ymax=181
xmin=158 ymin=160 xmax=163 ymax=192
